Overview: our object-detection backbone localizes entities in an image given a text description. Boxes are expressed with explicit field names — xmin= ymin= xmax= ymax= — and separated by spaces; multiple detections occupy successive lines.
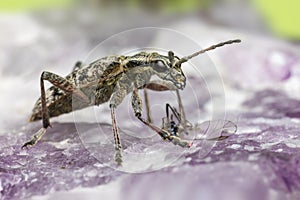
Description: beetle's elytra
xmin=23 ymin=39 xmax=241 ymax=165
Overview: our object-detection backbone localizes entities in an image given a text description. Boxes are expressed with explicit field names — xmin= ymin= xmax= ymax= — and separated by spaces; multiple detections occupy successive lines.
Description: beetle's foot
xmin=114 ymin=145 xmax=123 ymax=166
xmin=22 ymin=139 xmax=37 ymax=148
xmin=22 ymin=128 xmax=47 ymax=149
xmin=159 ymin=129 xmax=192 ymax=148
xmin=169 ymin=135 xmax=192 ymax=148
xmin=158 ymin=129 xmax=170 ymax=140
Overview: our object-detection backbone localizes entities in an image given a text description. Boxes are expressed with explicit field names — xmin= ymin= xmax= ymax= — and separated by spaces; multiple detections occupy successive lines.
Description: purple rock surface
xmin=1 ymin=12 xmax=300 ymax=200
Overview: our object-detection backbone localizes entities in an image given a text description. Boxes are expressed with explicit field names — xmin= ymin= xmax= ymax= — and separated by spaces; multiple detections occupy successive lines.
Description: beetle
xmin=23 ymin=39 xmax=241 ymax=165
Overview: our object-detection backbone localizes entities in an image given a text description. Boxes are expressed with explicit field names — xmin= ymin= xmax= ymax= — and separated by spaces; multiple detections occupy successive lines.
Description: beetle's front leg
xmin=131 ymin=88 xmax=192 ymax=148
xmin=23 ymin=71 xmax=90 ymax=148
xmin=145 ymin=81 xmax=190 ymax=135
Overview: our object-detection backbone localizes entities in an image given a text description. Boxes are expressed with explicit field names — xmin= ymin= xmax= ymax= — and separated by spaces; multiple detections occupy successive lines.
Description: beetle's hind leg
xmin=132 ymin=89 xmax=192 ymax=148
xmin=23 ymin=71 xmax=90 ymax=148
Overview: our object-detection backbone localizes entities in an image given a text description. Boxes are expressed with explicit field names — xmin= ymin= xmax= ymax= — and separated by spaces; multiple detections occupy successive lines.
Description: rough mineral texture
xmin=1 ymin=12 xmax=300 ymax=200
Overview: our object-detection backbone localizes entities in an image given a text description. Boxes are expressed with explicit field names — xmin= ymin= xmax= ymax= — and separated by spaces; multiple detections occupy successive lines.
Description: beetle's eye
xmin=156 ymin=61 xmax=165 ymax=67
xmin=153 ymin=60 xmax=167 ymax=72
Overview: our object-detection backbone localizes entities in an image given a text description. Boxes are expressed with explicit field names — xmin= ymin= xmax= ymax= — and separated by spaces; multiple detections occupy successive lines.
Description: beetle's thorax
xmin=123 ymin=52 xmax=150 ymax=68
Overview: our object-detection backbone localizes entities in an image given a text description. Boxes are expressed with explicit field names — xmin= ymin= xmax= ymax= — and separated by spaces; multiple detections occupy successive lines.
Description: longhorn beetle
xmin=23 ymin=39 xmax=241 ymax=165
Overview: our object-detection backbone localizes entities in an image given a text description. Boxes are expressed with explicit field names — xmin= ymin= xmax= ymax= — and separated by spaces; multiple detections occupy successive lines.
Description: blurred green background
xmin=0 ymin=0 xmax=72 ymax=11
xmin=253 ymin=0 xmax=300 ymax=40
xmin=0 ymin=0 xmax=300 ymax=40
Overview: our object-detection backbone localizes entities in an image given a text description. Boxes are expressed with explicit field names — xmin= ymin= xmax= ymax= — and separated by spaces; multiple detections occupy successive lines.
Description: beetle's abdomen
xmin=30 ymin=55 xmax=123 ymax=122
xmin=29 ymin=87 xmax=73 ymax=121
xmin=30 ymin=84 xmax=115 ymax=121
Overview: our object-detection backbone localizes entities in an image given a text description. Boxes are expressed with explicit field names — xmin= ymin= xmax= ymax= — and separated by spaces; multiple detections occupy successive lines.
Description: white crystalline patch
xmin=185 ymin=157 xmax=192 ymax=162
xmin=290 ymin=118 xmax=300 ymax=124
xmin=19 ymin=149 xmax=29 ymax=156
xmin=228 ymin=144 xmax=241 ymax=149
xmin=33 ymin=153 xmax=47 ymax=160
xmin=285 ymin=139 xmax=300 ymax=148
xmin=48 ymin=139 xmax=72 ymax=149
xmin=275 ymin=148 xmax=283 ymax=152
xmin=214 ymin=150 xmax=224 ymax=155
xmin=120 ymin=143 xmax=187 ymax=173
xmin=244 ymin=145 xmax=254 ymax=151
xmin=248 ymin=153 xmax=259 ymax=161
xmin=93 ymin=162 xmax=105 ymax=168
xmin=251 ymin=118 xmax=294 ymax=128
xmin=31 ymin=180 xmax=122 ymax=200
xmin=260 ymin=142 xmax=280 ymax=149
xmin=85 ymin=169 xmax=98 ymax=177
xmin=204 ymin=157 xmax=212 ymax=162
xmin=237 ymin=126 xmax=262 ymax=134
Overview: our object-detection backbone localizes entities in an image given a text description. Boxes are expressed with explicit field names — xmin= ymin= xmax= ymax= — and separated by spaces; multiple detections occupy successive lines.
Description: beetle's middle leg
xmin=109 ymin=75 xmax=134 ymax=166
xmin=22 ymin=71 xmax=90 ymax=148
xmin=143 ymin=89 xmax=152 ymax=123
xmin=131 ymin=88 xmax=192 ymax=148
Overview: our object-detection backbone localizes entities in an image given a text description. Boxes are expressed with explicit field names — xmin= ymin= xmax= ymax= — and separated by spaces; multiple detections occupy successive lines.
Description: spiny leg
xmin=22 ymin=72 xmax=49 ymax=148
xmin=161 ymin=103 xmax=179 ymax=136
xmin=164 ymin=103 xmax=191 ymax=137
xmin=145 ymin=81 xmax=190 ymax=133
xmin=176 ymin=90 xmax=184 ymax=122
xmin=110 ymin=105 xmax=123 ymax=166
xmin=23 ymin=71 xmax=90 ymax=148
xmin=166 ymin=103 xmax=181 ymax=121
xmin=175 ymin=90 xmax=191 ymax=133
xmin=131 ymin=88 xmax=192 ymax=148
xmin=145 ymin=80 xmax=177 ymax=91
xmin=144 ymin=80 xmax=175 ymax=125
xmin=143 ymin=89 xmax=152 ymax=123
xmin=109 ymin=74 xmax=133 ymax=165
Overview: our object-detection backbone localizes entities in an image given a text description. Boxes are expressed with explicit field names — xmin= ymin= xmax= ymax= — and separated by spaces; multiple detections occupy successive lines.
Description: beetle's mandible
xmin=23 ymin=39 xmax=241 ymax=165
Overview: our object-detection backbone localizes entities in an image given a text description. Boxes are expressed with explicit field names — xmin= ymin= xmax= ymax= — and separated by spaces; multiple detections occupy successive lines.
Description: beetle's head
xmin=149 ymin=52 xmax=186 ymax=90
xmin=149 ymin=39 xmax=242 ymax=90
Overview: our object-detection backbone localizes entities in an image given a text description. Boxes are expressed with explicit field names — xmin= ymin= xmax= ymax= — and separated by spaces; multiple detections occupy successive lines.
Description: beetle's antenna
xmin=175 ymin=39 xmax=241 ymax=66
